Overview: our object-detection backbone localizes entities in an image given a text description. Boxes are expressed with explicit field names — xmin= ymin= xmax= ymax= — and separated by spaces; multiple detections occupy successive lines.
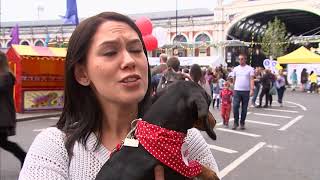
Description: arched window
xmin=195 ymin=33 xmax=211 ymax=57
xmin=195 ymin=33 xmax=211 ymax=42
xmin=21 ymin=41 xmax=29 ymax=45
xmin=173 ymin=34 xmax=187 ymax=43
xmin=35 ymin=40 xmax=44 ymax=47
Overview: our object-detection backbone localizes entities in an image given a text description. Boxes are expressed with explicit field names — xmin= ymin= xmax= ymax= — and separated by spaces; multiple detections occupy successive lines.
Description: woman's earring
xmin=82 ymin=79 xmax=90 ymax=86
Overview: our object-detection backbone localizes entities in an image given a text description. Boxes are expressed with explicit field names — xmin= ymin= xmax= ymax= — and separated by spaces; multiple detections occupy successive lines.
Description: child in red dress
xmin=220 ymin=81 xmax=233 ymax=127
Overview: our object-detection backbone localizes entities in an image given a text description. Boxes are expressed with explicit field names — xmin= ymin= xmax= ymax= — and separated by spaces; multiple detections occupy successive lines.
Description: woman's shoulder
xmin=19 ymin=127 xmax=69 ymax=179
xmin=37 ymin=127 xmax=66 ymax=139
xmin=30 ymin=127 xmax=67 ymax=155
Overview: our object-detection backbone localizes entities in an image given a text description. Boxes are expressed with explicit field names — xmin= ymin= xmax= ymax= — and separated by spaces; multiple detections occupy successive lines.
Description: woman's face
xmin=82 ymin=21 xmax=149 ymax=106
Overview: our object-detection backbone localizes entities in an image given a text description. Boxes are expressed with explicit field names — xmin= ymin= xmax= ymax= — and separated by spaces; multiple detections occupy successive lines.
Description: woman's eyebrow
xmin=127 ymin=39 xmax=143 ymax=47
xmin=98 ymin=40 xmax=120 ymax=49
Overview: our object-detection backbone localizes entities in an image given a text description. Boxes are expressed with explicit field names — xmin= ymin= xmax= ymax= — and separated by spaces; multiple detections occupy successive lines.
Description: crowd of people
xmin=151 ymin=53 xmax=294 ymax=130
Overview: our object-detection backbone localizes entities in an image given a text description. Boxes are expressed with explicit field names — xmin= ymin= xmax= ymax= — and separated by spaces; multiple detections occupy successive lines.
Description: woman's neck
xmin=100 ymin=103 xmax=138 ymax=151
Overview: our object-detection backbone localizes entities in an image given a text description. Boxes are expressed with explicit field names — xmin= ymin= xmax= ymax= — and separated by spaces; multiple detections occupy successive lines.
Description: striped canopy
xmin=10 ymin=45 xmax=66 ymax=57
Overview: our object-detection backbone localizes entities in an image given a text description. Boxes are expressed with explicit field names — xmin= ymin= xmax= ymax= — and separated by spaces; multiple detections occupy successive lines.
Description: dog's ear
xmin=188 ymin=92 xmax=209 ymax=120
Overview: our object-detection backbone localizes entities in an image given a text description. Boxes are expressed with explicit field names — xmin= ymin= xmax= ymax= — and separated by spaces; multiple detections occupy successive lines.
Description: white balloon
xmin=152 ymin=27 xmax=168 ymax=48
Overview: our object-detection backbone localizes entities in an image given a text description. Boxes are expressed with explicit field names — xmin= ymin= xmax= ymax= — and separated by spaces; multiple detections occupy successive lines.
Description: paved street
xmin=1 ymin=91 xmax=319 ymax=180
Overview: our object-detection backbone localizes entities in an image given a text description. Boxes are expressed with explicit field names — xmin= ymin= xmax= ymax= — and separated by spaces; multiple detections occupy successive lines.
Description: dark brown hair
xmin=166 ymin=56 xmax=180 ymax=71
xmin=56 ymin=12 xmax=152 ymax=156
xmin=190 ymin=64 xmax=202 ymax=83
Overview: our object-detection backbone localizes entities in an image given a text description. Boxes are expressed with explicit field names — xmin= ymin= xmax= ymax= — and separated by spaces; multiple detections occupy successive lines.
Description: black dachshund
xmin=95 ymin=80 xmax=219 ymax=180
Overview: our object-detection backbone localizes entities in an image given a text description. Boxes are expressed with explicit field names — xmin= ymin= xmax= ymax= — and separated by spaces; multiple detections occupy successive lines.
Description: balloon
xmin=143 ymin=35 xmax=158 ymax=51
xmin=135 ymin=17 xmax=153 ymax=36
xmin=263 ymin=59 xmax=271 ymax=69
xmin=152 ymin=27 xmax=168 ymax=47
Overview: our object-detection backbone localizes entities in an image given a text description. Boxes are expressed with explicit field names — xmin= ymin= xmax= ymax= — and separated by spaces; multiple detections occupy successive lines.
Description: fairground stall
xmin=278 ymin=46 xmax=320 ymax=85
xmin=6 ymin=45 xmax=66 ymax=113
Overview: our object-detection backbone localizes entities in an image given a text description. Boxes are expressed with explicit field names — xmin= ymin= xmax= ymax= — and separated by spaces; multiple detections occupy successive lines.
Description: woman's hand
xmin=154 ymin=165 xmax=165 ymax=180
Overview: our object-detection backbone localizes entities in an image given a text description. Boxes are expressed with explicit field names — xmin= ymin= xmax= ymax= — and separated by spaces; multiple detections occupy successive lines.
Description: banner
xmin=23 ymin=90 xmax=64 ymax=111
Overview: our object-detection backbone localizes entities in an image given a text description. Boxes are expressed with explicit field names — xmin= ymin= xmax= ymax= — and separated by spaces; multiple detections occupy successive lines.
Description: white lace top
xmin=19 ymin=127 xmax=219 ymax=180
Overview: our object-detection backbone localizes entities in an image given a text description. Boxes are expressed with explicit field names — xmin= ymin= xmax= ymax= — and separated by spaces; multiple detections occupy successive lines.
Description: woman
xmin=190 ymin=64 xmax=212 ymax=98
xmin=300 ymin=68 xmax=308 ymax=92
xmin=308 ymin=71 xmax=318 ymax=93
xmin=0 ymin=51 xmax=27 ymax=167
xmin=19 ymin=12 xmax=218 ymax=180
xmin=257 ymin=69 xmax=272 ymax=108
xmin=276 ymin=70 xmax=286 ymax=107
xmin=251 ymin=68 xmax=262 ymax=107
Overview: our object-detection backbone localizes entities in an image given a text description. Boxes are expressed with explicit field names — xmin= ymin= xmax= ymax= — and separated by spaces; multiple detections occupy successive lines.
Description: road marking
xmin=33 ymin=128 xmax=46 ymax=132
xmin=264 ymin=108 xmax=299 ymax=113
xmin=253 ymin=113 xmax=292 ymax=119
xmin=279 ymin=115 xmax=304 ymax=131
xmin=285 ymin=101 xmax=307 ymax=111
xmin=207 ymin=144 xmax=238 ymax=154
xmin=217 ymin=128 xmax=261 ymax=137
xmin=219 ymin=142 xmax=266 ymax=179
xmin=246 ymin=120 xmax=280 ymax=126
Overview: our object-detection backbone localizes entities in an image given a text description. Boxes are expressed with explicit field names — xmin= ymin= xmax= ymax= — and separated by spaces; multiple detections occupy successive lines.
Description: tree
xmin=261 ymin=17 xmax=289 ymax=59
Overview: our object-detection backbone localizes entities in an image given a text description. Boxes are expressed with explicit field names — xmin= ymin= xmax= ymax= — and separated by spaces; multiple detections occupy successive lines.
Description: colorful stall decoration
xmin=24 ymin=90 xmax=64 ymax=111
xmin=6 ymin=45 xmax=66 ymax=112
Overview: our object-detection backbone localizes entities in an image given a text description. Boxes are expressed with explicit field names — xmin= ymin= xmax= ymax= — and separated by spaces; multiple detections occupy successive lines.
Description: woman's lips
xmin=120 ymin=74 xmax=141 ymax=88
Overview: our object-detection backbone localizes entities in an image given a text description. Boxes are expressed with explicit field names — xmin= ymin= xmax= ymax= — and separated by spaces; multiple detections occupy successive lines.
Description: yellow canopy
xmin=278 ymin=46 xmax=320 ymax=64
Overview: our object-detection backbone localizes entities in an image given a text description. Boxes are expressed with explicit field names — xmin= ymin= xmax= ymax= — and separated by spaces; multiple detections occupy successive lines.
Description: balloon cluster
xmin=135 ymin=17 xmax=158 ymax=51
xmin=263 ymin=59 xmax=283 ymax=73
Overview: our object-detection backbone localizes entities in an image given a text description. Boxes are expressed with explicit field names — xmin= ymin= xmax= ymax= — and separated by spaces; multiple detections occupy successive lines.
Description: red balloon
xmin=143 ymin=35 xmax=158 ymax=51
xmin=136 ymin=17 xmax=153 ymax=36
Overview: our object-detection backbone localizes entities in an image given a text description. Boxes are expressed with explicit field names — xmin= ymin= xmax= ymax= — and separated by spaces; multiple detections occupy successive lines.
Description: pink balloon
xmin=143 ymin=35 xmax=158 ymax=51
xmin=136 ymin=17 xmax=153 ymax=36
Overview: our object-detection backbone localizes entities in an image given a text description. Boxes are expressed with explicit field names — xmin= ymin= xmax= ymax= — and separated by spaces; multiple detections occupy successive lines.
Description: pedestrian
xmin=151 ymin=65 xmax=167 ymax=96
xmin=211 ymin=70 xmax=221 ymax=109
xmin=151 ymin=53 xmax=168 ymax=76
xmin=227 ymin=76 xmax=234 ymax=91
xmin=276 ymin=70 xmax=286 ymax=107
xmin=290 ymin=69 xmax=298 ymax=91
xmin=257 ymin=69 xmax=273 ymax=108
xmin=300 ymin=68 xmax=308 ymax=92
xmin=308 ymin=71 xmax=318 ymax=93
xmin=156 ymin=56 xmax=190 ymax=92
xmin=0 ymin=51 xmax=27 ymax=168
xmin=19 ymin=12 xmax=218 ymax=179
xmin=220 ymin=81 xmax=233 ymax=127
xmin=229 ymin=53 xmax=254 ymax=130
xmin=190 ymin=64 xmax=212 ymax=98
xmin=268 ymin=72 xmax=277 ymax=107
xmin=251 ymin=67 xmax=262 ymax=107
xmin=205 ymin=67 xmax=215 ymax=100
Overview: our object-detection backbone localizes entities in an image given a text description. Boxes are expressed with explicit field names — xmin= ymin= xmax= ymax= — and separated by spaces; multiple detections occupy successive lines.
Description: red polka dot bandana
xmin=135 ymin=120 xmax=202 ymax=178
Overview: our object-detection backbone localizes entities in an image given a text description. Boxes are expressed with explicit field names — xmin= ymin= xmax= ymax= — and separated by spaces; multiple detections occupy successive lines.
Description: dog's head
xmin=144 ymin=80 xmax=217 ymax=140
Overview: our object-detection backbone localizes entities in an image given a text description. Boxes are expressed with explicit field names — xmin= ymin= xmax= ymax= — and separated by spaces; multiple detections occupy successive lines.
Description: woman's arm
xmin=19 ymin=127 xmax=69 ymax=180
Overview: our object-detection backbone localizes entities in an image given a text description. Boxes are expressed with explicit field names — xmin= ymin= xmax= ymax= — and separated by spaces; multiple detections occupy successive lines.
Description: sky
xmin=1 ymin=0 xmax=234 ymax=22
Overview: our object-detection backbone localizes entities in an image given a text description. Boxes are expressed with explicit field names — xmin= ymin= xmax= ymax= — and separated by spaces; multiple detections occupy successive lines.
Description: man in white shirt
xmin=230 ymin=54 xmax=254 ymax=130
